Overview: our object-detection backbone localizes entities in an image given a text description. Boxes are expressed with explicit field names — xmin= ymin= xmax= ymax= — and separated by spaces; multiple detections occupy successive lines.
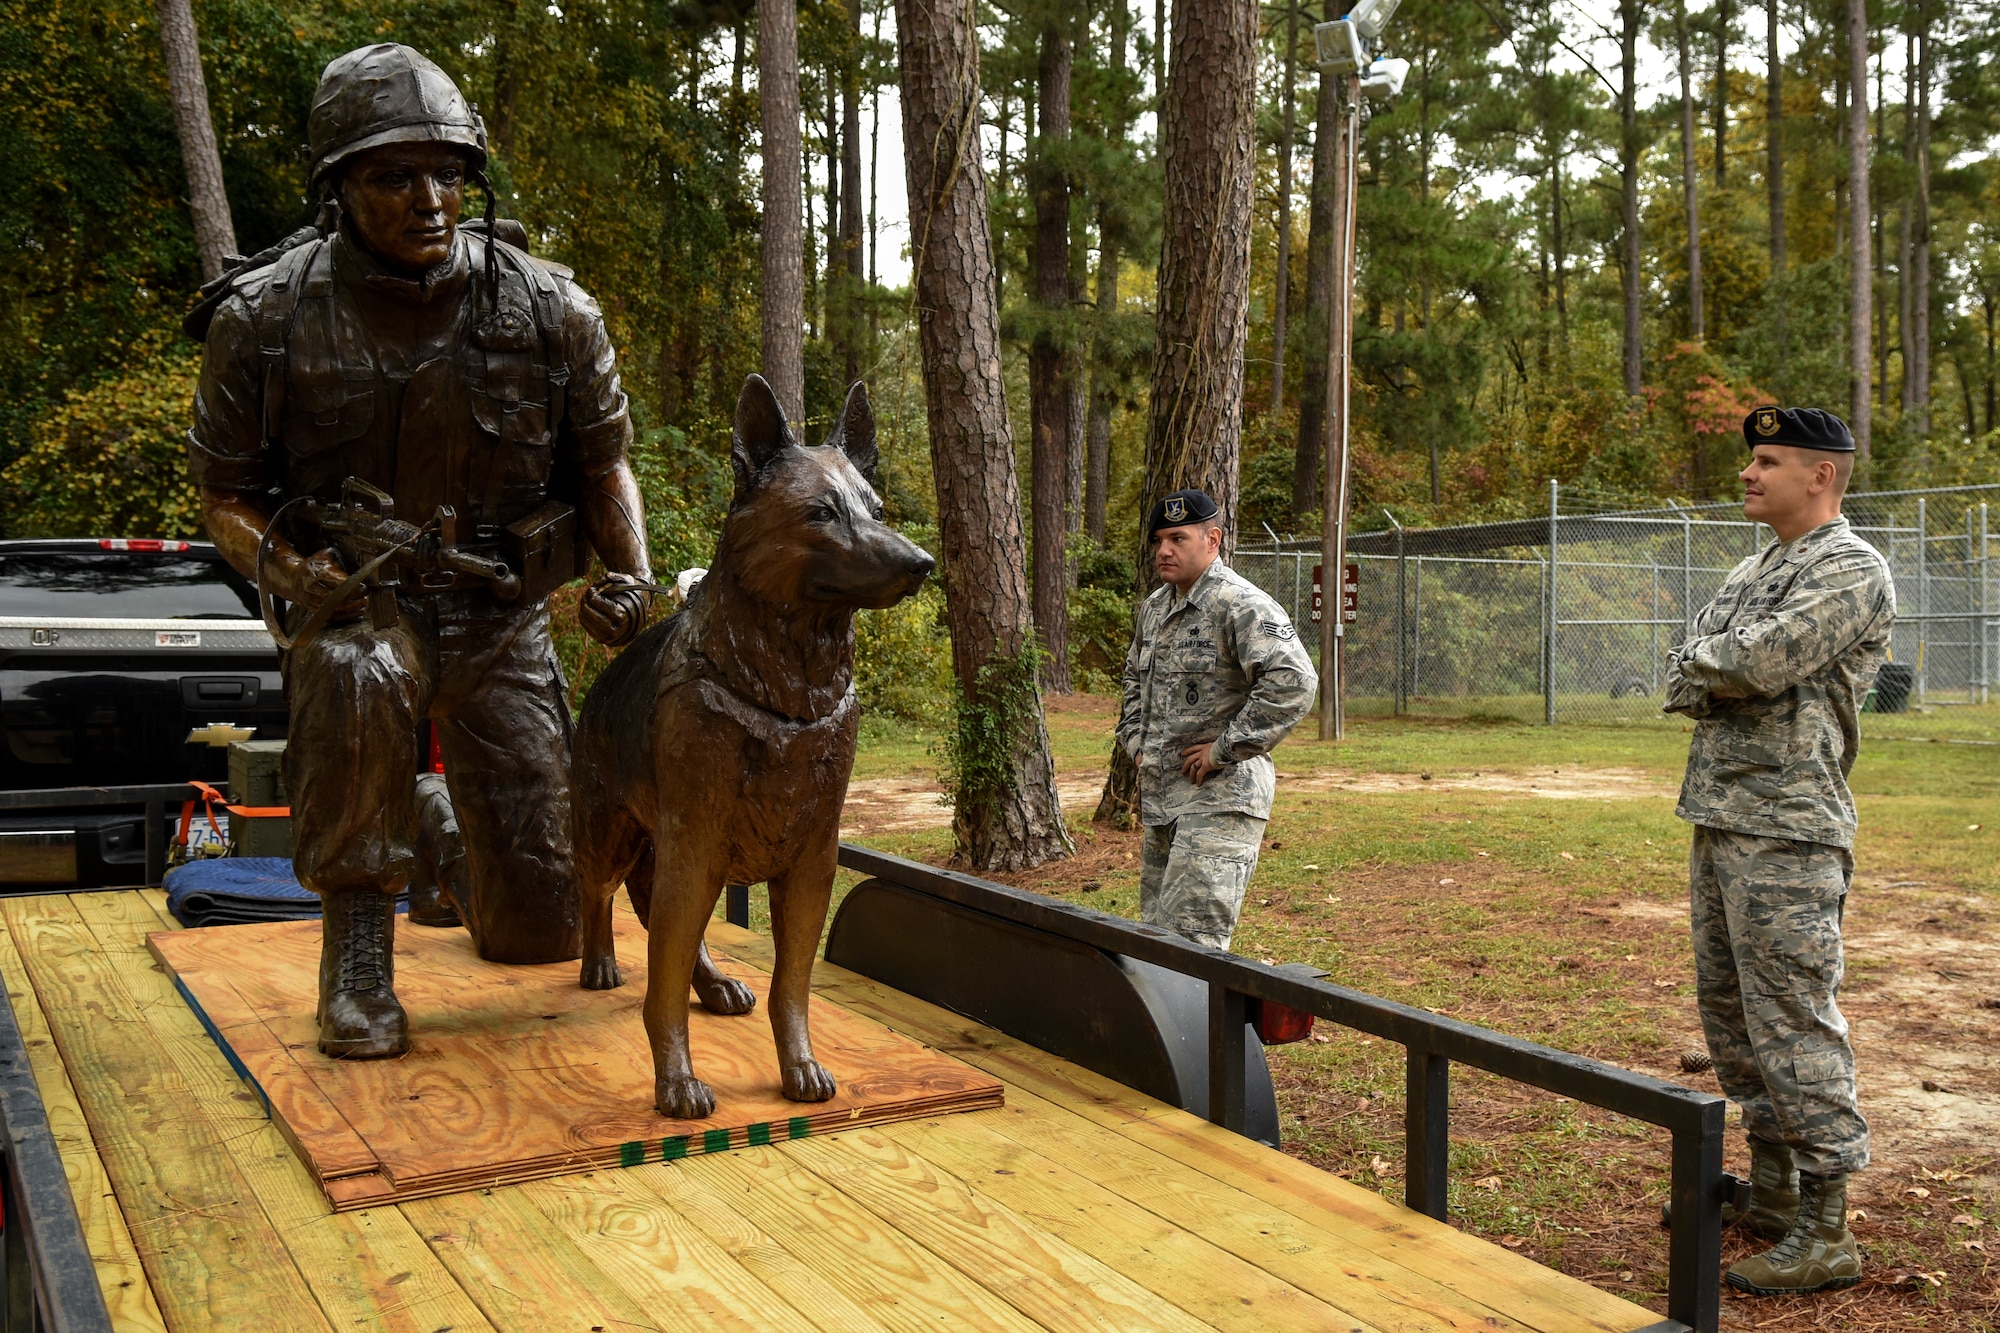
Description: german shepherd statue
xmin=573 ymin=374 xmax=935 ymax=1118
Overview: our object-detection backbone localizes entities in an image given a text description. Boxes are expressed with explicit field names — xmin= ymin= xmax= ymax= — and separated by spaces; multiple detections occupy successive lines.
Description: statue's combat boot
xmin=1725 ymin=1171 xmax=1863 ymax=1296
xmin=1661 ymin=1137 xmax=1798 ymax=1237
xmin=316 ymin=890 xmax=409 ymax=1058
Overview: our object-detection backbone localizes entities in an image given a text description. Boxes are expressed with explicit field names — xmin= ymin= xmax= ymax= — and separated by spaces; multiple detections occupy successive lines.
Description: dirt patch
xmin=1280 ymin=766 xmax=1678 ymax=801
xmin=840 ymin=776 xmax=1103 ymax=837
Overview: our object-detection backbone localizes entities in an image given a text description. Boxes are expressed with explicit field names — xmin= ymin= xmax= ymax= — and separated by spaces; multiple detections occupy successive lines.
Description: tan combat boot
xmin=1659 ymin=1138 xmax=1797 ymax=1237
xmin=1725 ymin=1171 xmax=1862 ymax=1296
xmin=1732 ymin=1139 xmax=1801 ymax=1240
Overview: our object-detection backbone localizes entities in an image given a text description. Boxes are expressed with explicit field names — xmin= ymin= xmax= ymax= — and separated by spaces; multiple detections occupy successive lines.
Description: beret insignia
xmin=1755 ymin=408 xmax=1780 ymax=437
xmin=1164 ymin=496 xmax=1187 ymax=523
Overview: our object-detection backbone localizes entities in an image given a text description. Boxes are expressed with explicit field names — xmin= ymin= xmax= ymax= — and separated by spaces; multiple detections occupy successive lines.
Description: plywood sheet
xmin=148 ymin=912 xmax=1002 ymax=1212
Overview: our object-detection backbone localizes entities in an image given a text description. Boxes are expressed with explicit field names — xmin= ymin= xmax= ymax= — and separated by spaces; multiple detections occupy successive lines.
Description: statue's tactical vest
xmin=250 ymin=234 xmax=573 ymax=541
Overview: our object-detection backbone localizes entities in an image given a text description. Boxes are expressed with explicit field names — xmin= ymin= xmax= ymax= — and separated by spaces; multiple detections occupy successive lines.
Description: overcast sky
xmin=818 ymin=1 xmax=1900 ymax=294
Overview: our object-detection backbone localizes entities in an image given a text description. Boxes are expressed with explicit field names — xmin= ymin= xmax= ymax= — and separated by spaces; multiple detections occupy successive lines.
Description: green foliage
xmin=3 ymin=339 xmax=204 ymax=539
xmin=937 ymin=639 xmax=1046 ymax=812
xmin=855 ymin=583 xmax=954 ymax=722
xmin=1067 ymin=585 xmax=1133 ymax=694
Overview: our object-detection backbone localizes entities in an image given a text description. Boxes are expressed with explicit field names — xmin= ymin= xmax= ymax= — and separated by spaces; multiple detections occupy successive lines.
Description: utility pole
xmin=1313 ymin=1 xmax=1405 ymax=740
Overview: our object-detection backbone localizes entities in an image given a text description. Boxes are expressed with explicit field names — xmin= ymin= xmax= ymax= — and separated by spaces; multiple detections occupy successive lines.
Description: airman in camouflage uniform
xmin=1118 ymin=491 xmax=1318 ymax=950
xmin=1665 ymin=405 xmax=1894 ymax=1296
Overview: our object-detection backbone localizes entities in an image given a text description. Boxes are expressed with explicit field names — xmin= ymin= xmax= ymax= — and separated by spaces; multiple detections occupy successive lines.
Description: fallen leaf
xmin=1653 ymin=979 xmax=1678 ymax=989
xmin=1894 ymin=1270 xmax=1948 ymax=1289
xmin=1951 ymin=1214 xmax=1982 ymax=1227
xmin=1353 ymin=1096 xmax=1371 ymax=1111
xmin=1618 ymin=1271 xmax=1634 ymax=1283
xmin=1476 ymin=851 xmax=1490 ymax=857
xmin=1474 ymin=1175 xmax=1502 ymax=1191
xmin=1968 ymin=824 xmax=1982 ymax=831
xmin=1259 ymin=957 xmax=1277 ymax=965
xmin=1258 ymin=898 xmax=1271 ymax=907
xmin=1438 ymin=877 xmax=1457 ymax=886
xmin=1905 ymin=1186 xmax=1932 ymax=1199
xmin=1847 ymin=1209 xmax=1868 ymax=1222
xmin=1302 ymin=863 xmax=1321 ymax=871
xmin=1309 ymin=1032 xmax=1331 ymax=1044
xmin=1323 ymin=894 xmax=1341 ymax=904
xmin=1559 ymin=851 xmax=1576 ymax=861
xmin=1623 ymin=954 xmax=1638 ymax=962
xmin=1957 ymin=1240 xmax=1986 ymax=1253
xmin=1500 ymin=1235 xmax=1525 ymax=1249
xmin=1369 ymin=1155 xmax=1392 ymax=1178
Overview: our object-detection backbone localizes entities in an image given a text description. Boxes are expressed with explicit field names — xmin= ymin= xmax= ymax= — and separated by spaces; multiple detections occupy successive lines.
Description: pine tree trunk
xmin=1085 ymin=4 xmax=1131 ymax=548
xmin=895 ymin=0 xmax=1071 ymax=871
xmin=1912 ymin=16 xmax=1930 ymax=435
xmin=155 ymin=0 xmax=236 ymax=282
xmin=1086 ymin=233 xmax=1117 ymax=545
xmin=1713 ymin=0 xmax=1730 ymax=185
xmin=1677 ymin=0 xmax=1705 ymax=343
xmin=1099 ymin=0 xmax=1258 ymax=825
xmin=836 ymin=0 xmax=866 ymax=387
xmin=1292 ymin=33 xmax=1340 ymax=516
xmin=1271 ymin=0 xmax=1299 ymax=412
xmin=1765 ymin=0 xmax=1783 ymax=271
xmin=760 ymin=0 xmax=806 ymax=426
xmin=1846 ymin=0 xmax=1871 ymax=459
xmin=1899 ymin=30 xmax=1915 ymax=415
xmin=1620 ymin=0 xmax=1642 ymax=398
xmin=1030 ymin=24 xmax=1075 ymax=693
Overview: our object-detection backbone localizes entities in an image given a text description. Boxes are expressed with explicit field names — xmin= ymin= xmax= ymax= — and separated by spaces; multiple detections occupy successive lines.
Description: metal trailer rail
xmin=832 ymin=842 xmax=1730 ymax=1333
xmin=0 ymin=784 xmax=199 ymax=891
xmin=0 ymin=927 xmax=115 ymax=1332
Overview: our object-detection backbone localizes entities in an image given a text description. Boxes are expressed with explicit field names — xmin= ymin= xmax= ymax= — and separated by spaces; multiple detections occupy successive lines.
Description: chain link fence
xmin=1235 ymin=482 xmax=2000 ymax=742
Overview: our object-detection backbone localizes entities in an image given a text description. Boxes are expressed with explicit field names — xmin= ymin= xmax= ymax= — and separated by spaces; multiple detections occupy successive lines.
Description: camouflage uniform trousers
xmin=1140 ymin=812 xmax=1267 ymax=951
xmin=1690 ymin=823 xmax=1869 ymax=1175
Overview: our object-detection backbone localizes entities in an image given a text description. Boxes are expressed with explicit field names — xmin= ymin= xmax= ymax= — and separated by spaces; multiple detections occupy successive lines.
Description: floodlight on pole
xmin=1312 ymin=17 xmax=1366 ymax=75
xmin=1360 ymin=56 xmax=1410 ymax=100
xmin=1346 ymin=0 xmax=1403 ymax=44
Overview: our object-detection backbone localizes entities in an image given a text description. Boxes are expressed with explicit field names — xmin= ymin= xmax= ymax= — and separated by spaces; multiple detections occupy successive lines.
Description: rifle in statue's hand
xmin=258 ymin=478 xmax=530 ymax=651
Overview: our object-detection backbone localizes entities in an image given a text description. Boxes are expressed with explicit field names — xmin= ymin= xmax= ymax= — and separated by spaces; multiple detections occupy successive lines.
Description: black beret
xmin=1147 ymin=489 xmax=1221 ymax=536
xmin=1743 ymin=406 xmax=1855 ymax=452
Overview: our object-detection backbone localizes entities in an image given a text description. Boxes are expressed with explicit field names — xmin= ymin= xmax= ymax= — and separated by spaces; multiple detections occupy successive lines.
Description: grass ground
xmin=796 ymin=696 xmax=2000 ymax=1332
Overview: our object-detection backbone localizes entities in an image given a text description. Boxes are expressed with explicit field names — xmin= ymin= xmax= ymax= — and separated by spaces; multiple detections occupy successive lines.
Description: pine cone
xmin=1678 ymin=1050 xmax=1714 ymax=1074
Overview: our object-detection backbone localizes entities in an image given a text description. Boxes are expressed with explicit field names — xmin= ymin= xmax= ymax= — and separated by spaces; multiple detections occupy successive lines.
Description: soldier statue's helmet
xmin=306 ymin=44 xmax=488 ymax=190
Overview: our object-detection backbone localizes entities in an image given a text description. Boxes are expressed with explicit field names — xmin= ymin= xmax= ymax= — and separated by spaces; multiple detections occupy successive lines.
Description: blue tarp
xmin=164 ymin=857 xmax=406 ymax=928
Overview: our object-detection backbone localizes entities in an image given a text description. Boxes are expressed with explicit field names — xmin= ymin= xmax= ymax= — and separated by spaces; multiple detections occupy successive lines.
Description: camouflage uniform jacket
xmin=1666 ymin=515 xmax=1895 ymax=850
xmin=1117 ymin=560 xmax=1318 ymax=826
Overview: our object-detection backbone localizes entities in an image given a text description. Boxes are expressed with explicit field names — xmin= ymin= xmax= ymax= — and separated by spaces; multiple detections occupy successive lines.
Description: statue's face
xmin=339 ymin=142 xmax=467 ymax=274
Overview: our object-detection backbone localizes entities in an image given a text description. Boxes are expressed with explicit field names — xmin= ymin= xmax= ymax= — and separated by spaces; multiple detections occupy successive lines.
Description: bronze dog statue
xmin=573 ymin=374 xmax=935 ymax=1118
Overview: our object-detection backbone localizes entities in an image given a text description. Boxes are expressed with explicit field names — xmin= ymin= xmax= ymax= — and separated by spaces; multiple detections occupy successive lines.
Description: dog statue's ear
xmin=821 ymin=381 xmax=878 ymax=484
xmin=732 ymin=375 xmax=795 ymax=500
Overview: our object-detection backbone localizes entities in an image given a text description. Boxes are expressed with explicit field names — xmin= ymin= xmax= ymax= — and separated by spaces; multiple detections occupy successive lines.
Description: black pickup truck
xmin=0 ymin=539 xmax=286 ymax=886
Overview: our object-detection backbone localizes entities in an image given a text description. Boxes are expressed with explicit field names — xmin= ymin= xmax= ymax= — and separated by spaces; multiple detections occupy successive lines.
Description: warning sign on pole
xmin=1310 ymin=565 xmax=1359 ymax=625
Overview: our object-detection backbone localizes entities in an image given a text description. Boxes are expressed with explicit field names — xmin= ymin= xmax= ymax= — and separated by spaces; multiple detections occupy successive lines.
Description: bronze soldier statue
xmin=185 ymin=43 xmax=653 ymax=1058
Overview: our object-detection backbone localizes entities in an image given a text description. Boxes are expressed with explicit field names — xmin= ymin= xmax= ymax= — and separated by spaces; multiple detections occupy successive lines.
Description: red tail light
xmin=99 ymin=539 xmax=190 ymax=552
xmin=1254 ymin=1000 xmax=1315 ymax=1045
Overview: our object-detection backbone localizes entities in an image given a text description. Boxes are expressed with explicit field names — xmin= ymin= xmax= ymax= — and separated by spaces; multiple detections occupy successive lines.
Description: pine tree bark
xmin=760 ymin=0 xmax=806 ymax=426
xmin=1899 ymin=30 xmax=1915 ymax=415
xmin=1677 ymin=0 xmax=1704 ymax=343
xmin=895 ymin=0 xmax=1071 ymax=870
xmin=835 ymin=0 xmax=866 ymax=386
xmin=1713 ymin=0 xmax=1730 ymax=185
xmin=1912 ymin=13 xmax=1930 ymax=435
xmin=1766 ymin=0 xmax=1783 ymax=281
xmin=1292 ymin=36 xmax=1341 ymax=514
xmin=1099 ymin=0 xmax=1258 ymax=824
xmin=1085 ymin=2 xmax=1132 ymax=548
xmin=1846 ymin=0 xmax=1871 ymax=459
xmin=155 ymin=0 xmax=236 ymax=282
xmin=1620 ymin=0 xmax=1643 ymax=399
xmin=1030 ymin=24 xmax=1075 ymax=693
xmin=1271 ymin=0 xmax=1300 ymax=412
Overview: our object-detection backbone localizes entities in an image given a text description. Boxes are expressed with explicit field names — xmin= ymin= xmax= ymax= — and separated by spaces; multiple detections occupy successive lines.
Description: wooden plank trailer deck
xmin=0 ymin=836 xmax=1729 ymax=1333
